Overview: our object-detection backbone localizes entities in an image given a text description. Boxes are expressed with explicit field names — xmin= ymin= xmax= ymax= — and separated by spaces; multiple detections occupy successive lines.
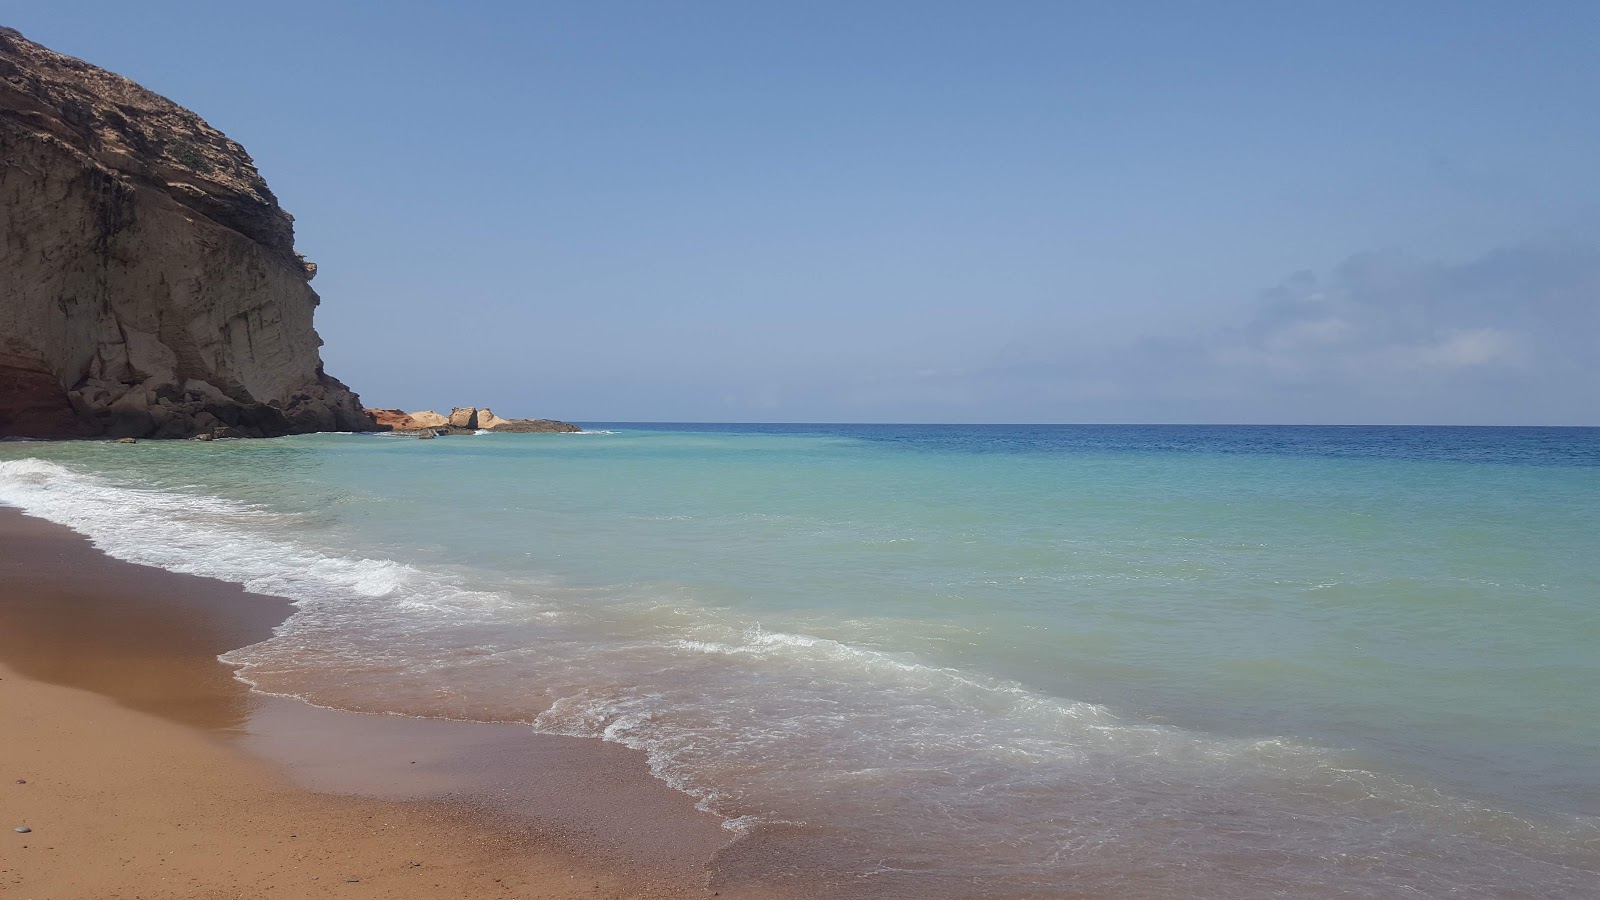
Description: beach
xmin=0 ymin=506 xmax=737 ymax=899
xmin=3 ymin=5 xmax=1596 ymax=896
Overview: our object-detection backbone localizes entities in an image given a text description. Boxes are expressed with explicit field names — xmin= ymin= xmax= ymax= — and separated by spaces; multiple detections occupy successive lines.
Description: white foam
xmin=4 ymin=455 xmax=1595 ymax=897
xmin=0 ymin=458 xmax=1536 ymax=795
xmin=0 ymin=458 xmax=515 ymax=621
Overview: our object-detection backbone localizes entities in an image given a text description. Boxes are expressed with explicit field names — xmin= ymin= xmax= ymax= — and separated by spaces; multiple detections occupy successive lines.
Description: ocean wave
xmin=3 ymin=455 xmax=1596 ymax=897
xmin=0 ymin=458 xmax=515 ymax=615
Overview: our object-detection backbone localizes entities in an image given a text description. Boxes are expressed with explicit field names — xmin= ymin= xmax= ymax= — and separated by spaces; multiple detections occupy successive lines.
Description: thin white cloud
xmin=950 ymin=234 xmax=1600 ymax=423
xmin=1385 ymin=327 xmax=1522 ymax=372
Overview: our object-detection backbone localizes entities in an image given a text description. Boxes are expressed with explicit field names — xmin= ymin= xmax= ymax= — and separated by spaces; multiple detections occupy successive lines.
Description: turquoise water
xmin=2 ymin=425 xmax=1597 ymax=897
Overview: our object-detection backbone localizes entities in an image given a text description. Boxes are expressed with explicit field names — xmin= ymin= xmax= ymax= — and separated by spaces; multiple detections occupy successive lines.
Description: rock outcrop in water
xmin=476 ymin=407 xmax=581 ymax=433
xmin=366 ymin=406 xmax=580 ymax=435
xmin=0 ymin=27 xmax=374 ymax=439
xmin=367 ymin=409 xmax=442 ymax=431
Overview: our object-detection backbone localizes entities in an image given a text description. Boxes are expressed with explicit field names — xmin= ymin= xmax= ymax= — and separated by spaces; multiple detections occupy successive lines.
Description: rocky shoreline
xmin=367 ymin=406 xmax=581 ymax=437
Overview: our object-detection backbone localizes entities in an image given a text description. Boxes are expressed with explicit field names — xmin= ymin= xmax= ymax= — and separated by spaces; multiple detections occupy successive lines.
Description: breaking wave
xmin=2 ymin=456 xmax=1596 ymax=898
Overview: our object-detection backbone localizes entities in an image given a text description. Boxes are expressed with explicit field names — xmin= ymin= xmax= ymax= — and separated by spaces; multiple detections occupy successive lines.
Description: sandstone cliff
xmin=0 ymin=27 xmax=373 ymax=439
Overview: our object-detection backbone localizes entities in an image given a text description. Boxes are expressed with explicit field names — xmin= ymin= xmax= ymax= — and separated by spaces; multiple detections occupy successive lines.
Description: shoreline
xmin=0 ymin=506 xmax=747 ymax=899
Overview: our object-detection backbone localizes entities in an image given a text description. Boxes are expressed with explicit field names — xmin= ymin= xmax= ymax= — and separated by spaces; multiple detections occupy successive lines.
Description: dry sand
xmin=0 ymin=508 xmax=744 ymax=899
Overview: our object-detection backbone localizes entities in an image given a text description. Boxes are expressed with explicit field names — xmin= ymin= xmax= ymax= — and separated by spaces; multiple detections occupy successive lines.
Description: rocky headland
xmin=367 ymin=406 xmax=581 ymax=437
xmin=0 ymin=27 xmax=374 ymax=439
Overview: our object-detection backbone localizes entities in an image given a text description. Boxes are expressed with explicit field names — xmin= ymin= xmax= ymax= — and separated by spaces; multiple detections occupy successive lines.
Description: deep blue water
xmin=591 ymin=422 xmax=1600 ymax=465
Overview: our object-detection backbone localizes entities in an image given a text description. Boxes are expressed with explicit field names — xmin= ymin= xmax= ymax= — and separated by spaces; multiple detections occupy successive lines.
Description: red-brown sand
xmin=0 ymin=507 xmax=758 ymax=899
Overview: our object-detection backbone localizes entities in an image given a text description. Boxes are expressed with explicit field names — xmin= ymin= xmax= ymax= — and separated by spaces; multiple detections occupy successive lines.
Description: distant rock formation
xmin=0 ymin=27 xmax=374 ymax=439
xmin=365 ymin=406 xmax=580 ymax=435
xmin=367 ymin=409 xmax=443 ymax=431
xmin=475 ymin=408 xmax=514 ymax=430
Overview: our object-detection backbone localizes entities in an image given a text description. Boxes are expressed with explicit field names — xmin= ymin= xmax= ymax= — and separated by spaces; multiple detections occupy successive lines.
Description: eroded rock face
xmin=0 ymin=27 xmax=374 ymax=439
xmin=476 ymin=408 xmax=512 ymax=430
xmin=367 ymin=408 xmax=426 ymax=430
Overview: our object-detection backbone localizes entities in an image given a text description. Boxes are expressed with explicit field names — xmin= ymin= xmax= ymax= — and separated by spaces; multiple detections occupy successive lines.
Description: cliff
xmin=0 ymin=27 xmax=373 ymax=439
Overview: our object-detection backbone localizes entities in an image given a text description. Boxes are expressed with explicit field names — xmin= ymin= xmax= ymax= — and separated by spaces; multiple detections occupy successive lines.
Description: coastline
xmin=0 ymin=506 xmax=743 ymax=899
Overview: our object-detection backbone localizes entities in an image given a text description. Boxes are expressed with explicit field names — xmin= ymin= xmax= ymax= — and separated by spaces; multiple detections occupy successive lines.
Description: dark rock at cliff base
xmin=0 ymin=355 xmax=83 ymax=438
xmin=0 ymin=27 xmax=375 ymax=439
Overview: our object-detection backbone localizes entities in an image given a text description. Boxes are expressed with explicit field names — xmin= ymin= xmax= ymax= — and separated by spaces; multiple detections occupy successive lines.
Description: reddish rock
xmin=0 ymin=354 xmax=85 ymax=439
xmin=367 ymin=409 xmax=421 ymax=430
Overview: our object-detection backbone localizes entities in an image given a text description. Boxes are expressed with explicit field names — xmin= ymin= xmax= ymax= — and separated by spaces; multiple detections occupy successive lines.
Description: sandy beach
xmin=0 ymin=507 xmax=742 ymax=899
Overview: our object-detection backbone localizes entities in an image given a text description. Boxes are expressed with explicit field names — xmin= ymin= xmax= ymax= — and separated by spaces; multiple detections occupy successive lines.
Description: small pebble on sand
xmin=15 ymin=826 xmax=31 ymax=833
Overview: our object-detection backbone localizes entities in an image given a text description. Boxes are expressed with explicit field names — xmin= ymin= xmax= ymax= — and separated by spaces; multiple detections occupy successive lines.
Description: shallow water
xmin=3 ymin=424 xmax=1597 ymax=897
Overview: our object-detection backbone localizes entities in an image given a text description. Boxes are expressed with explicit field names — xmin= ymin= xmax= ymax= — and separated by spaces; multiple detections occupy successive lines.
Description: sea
xmin=1 ymin=424 xmax=1596 ymax=898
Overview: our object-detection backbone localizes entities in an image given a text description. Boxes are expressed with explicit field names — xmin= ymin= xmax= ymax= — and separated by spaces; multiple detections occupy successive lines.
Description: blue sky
xmin=11 ymin=1 xmax=1599 ymax=423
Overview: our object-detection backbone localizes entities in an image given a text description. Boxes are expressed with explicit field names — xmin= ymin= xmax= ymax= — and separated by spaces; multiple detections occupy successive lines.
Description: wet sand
xmin=0 ymin=507 xmax=746 ymax=899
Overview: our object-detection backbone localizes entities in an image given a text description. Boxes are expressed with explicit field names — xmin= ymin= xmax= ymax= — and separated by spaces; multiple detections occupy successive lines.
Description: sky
xmin=10 ymin=1 xmax=1599 ymax=424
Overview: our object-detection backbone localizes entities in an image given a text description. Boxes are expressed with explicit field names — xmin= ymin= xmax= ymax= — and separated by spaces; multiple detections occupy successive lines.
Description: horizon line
xmin=566 ymin=421 xmax=1600 ymax=429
